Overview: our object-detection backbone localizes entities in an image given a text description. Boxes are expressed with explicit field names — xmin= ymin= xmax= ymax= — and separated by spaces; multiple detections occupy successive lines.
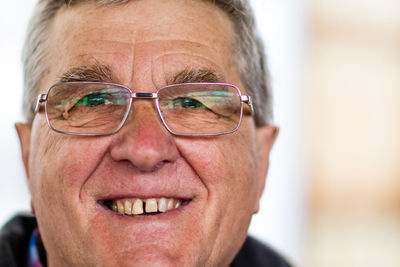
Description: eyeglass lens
xmin=45 ymin=82 xmax=242 ymax=135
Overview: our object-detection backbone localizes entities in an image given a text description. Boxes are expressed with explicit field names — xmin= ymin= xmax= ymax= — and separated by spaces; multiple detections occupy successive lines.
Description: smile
xmin=103 ymin=198 xmax=190 ymax=216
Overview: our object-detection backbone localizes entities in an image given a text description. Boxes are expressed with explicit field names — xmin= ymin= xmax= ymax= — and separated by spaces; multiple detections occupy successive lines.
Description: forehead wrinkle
xmin=139 ymin=39 xmax=231 ymax=69
xmin=73 ymin=30 xmax=136 ymax=54
xmin=151 ymin=48 xmax=228 ymax=88
xmin=152 ymin=48 xmax=223 ymax=65
xmin=61 ymin=3 xmax=231 ymax=54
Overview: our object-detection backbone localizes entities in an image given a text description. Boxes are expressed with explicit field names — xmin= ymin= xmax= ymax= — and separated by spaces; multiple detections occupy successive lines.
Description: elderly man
xmin=0 ymin=0 xmax=289 ymax=266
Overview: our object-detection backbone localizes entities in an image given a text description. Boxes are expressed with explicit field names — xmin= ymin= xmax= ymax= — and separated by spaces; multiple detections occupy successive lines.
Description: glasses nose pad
xmin=153 ymin=99 xmax=173 ymax=133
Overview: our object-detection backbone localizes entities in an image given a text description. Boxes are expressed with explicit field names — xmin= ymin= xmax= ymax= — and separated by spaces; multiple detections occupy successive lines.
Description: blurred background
xmin=1 ymin=0 xmax=399 ymax=266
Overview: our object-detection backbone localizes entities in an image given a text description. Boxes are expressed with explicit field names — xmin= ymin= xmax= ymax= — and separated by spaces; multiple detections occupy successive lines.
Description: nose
xmin=109 ymin=101 xmax=179 ymax=172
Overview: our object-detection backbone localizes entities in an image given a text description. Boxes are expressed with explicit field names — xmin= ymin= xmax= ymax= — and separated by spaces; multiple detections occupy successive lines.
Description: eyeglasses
xmin=34 ymin=82 xmax=254 ymax=136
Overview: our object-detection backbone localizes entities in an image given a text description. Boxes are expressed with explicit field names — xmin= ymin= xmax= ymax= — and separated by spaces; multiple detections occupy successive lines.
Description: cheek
xmin=175 ymin=131 xmax=258 ymax=198
xmin=28 ymin=122 xmax=111 ymax=200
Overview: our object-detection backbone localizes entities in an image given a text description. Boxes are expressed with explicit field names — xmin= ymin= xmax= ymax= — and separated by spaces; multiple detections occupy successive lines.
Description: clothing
xmin=27 ymin=228 xmax=43 ymax=267
xmin=0 ymin=213 xmax=40 ymax=267
xmin=231 ymin=236 xmax=292 ymax=267
xmin=0 ymin=213 xmax=292 ymax=267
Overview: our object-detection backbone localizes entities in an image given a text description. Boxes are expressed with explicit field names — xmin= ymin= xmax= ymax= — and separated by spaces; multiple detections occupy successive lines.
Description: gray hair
xmin=22 ymin=0 xmax=272 ymax=126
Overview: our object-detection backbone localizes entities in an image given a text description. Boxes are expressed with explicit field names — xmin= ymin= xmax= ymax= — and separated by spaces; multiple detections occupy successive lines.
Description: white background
xmin=0 ymin=1 xmax=307 ymax=265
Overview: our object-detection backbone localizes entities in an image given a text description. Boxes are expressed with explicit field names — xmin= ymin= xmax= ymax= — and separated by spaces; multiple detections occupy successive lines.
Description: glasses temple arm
xmin=241 ymin=95 xmax=254 ymax=115
xmin=34 ymin=94 xmax=48 ymax=113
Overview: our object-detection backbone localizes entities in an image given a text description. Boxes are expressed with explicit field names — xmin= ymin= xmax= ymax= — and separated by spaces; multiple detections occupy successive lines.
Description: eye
xmin=171 ymin=97 xmax=207 ymax=108
xmin=75 ymin=93 xmax=110 ymax=107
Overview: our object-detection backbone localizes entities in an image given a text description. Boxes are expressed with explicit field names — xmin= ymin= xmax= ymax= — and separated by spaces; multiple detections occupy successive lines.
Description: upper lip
xmin=91 ymin=179 xmax=197 ymax=203
xmin=94 ymin=187 xmax=195 ymax=202
xmin=97 ymin=194 xmax=192 ymax=201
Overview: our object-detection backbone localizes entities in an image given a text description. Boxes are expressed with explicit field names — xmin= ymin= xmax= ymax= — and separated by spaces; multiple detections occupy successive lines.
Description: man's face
xmin=17 ymin=1 xmax=276 ymax=266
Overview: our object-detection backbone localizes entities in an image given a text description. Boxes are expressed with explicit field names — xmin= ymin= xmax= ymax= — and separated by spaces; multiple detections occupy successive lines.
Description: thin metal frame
xmin=34 ymin=81 xmax=254 ymax=137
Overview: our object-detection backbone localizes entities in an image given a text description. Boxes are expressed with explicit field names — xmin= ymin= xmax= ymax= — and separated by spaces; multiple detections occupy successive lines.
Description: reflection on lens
xmin=158 ymin=83 xmax=242 ymax=135
xmin=46 ymin=83 xmax=131 ymax=135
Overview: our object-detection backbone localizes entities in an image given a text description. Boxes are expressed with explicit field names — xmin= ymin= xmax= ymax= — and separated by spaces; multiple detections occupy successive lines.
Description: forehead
xmin=44 ymin=0 xmax=238 ymax=88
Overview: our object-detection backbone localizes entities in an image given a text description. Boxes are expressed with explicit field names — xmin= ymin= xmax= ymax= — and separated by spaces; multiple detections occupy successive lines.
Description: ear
xmin=254 ymin=125 xmax=279 ymax=213
xmin=15 ymin=123 xmax=32 ymax=179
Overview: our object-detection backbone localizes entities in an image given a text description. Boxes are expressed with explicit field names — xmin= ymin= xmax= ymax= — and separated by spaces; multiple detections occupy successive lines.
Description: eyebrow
xmin=59 ymin=64 xmax=114 ymax=83
xmin=58 ymin=64 xmax=222 ymax=86
xmin=170 ymin=68 xmax=222 ymax=84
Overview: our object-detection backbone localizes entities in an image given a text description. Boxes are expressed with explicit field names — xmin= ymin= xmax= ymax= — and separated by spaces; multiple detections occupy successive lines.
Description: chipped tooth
xmin=175 ymin=199 xmax=182 ymax=209
xmin=112 ymin=201 xmax=118 ymax=212
xmin=146 ymin=198 xmax=158 ymax=213
xmin=167 ymin=198 xmax=174 ymax=210
xmin=133 ymin=199 xmax=144 ymax=215
xmin=158 ymin=198 xmax=167 ymax=212
xmin=116 ymin=200 xmax=124 ymax=214
xmin=124 ymin=200 xmax=132 ymax=215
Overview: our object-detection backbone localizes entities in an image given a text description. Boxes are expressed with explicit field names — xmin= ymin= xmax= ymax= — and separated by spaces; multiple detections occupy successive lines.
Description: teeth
xmin=145 ymin=199 xmax=158 ymax=213
xmin=124 ymin=200 xmax=132 ymax=215
xmin=116 ymin=200 xmax=124 ymax=214
xmin=167 ymin=198 xmax=174 ymax=210
xmin=133 ymin=199 xmax=144 ymax=215
xmin=110 ymin=197 xmax=186 ymax=216
xmin=112 ymin=201 xmax=118 ymax=212
xmin=158 ymin=198 xmax=167 ymax=212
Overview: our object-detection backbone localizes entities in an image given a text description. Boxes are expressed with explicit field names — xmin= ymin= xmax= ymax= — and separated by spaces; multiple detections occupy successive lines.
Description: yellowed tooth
xmin=124 ymin=200 xmax=132 ymax=215
xmin=145 ymin=198 xmax=158 ymax=213
xmin=174 ymin=199 xmax=182 ymax=209
xmin=158 ymin=198 xmax=167 ymax=212
xmin=167 ymin=198 xmax=174 ymax=210
xmin=112 ymin=201 xmax=118 ymax=212
xmin=116 ymin=200 xmax=124 ymax=214
xmin=132 ymin=199 xmax=144 ymax=215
